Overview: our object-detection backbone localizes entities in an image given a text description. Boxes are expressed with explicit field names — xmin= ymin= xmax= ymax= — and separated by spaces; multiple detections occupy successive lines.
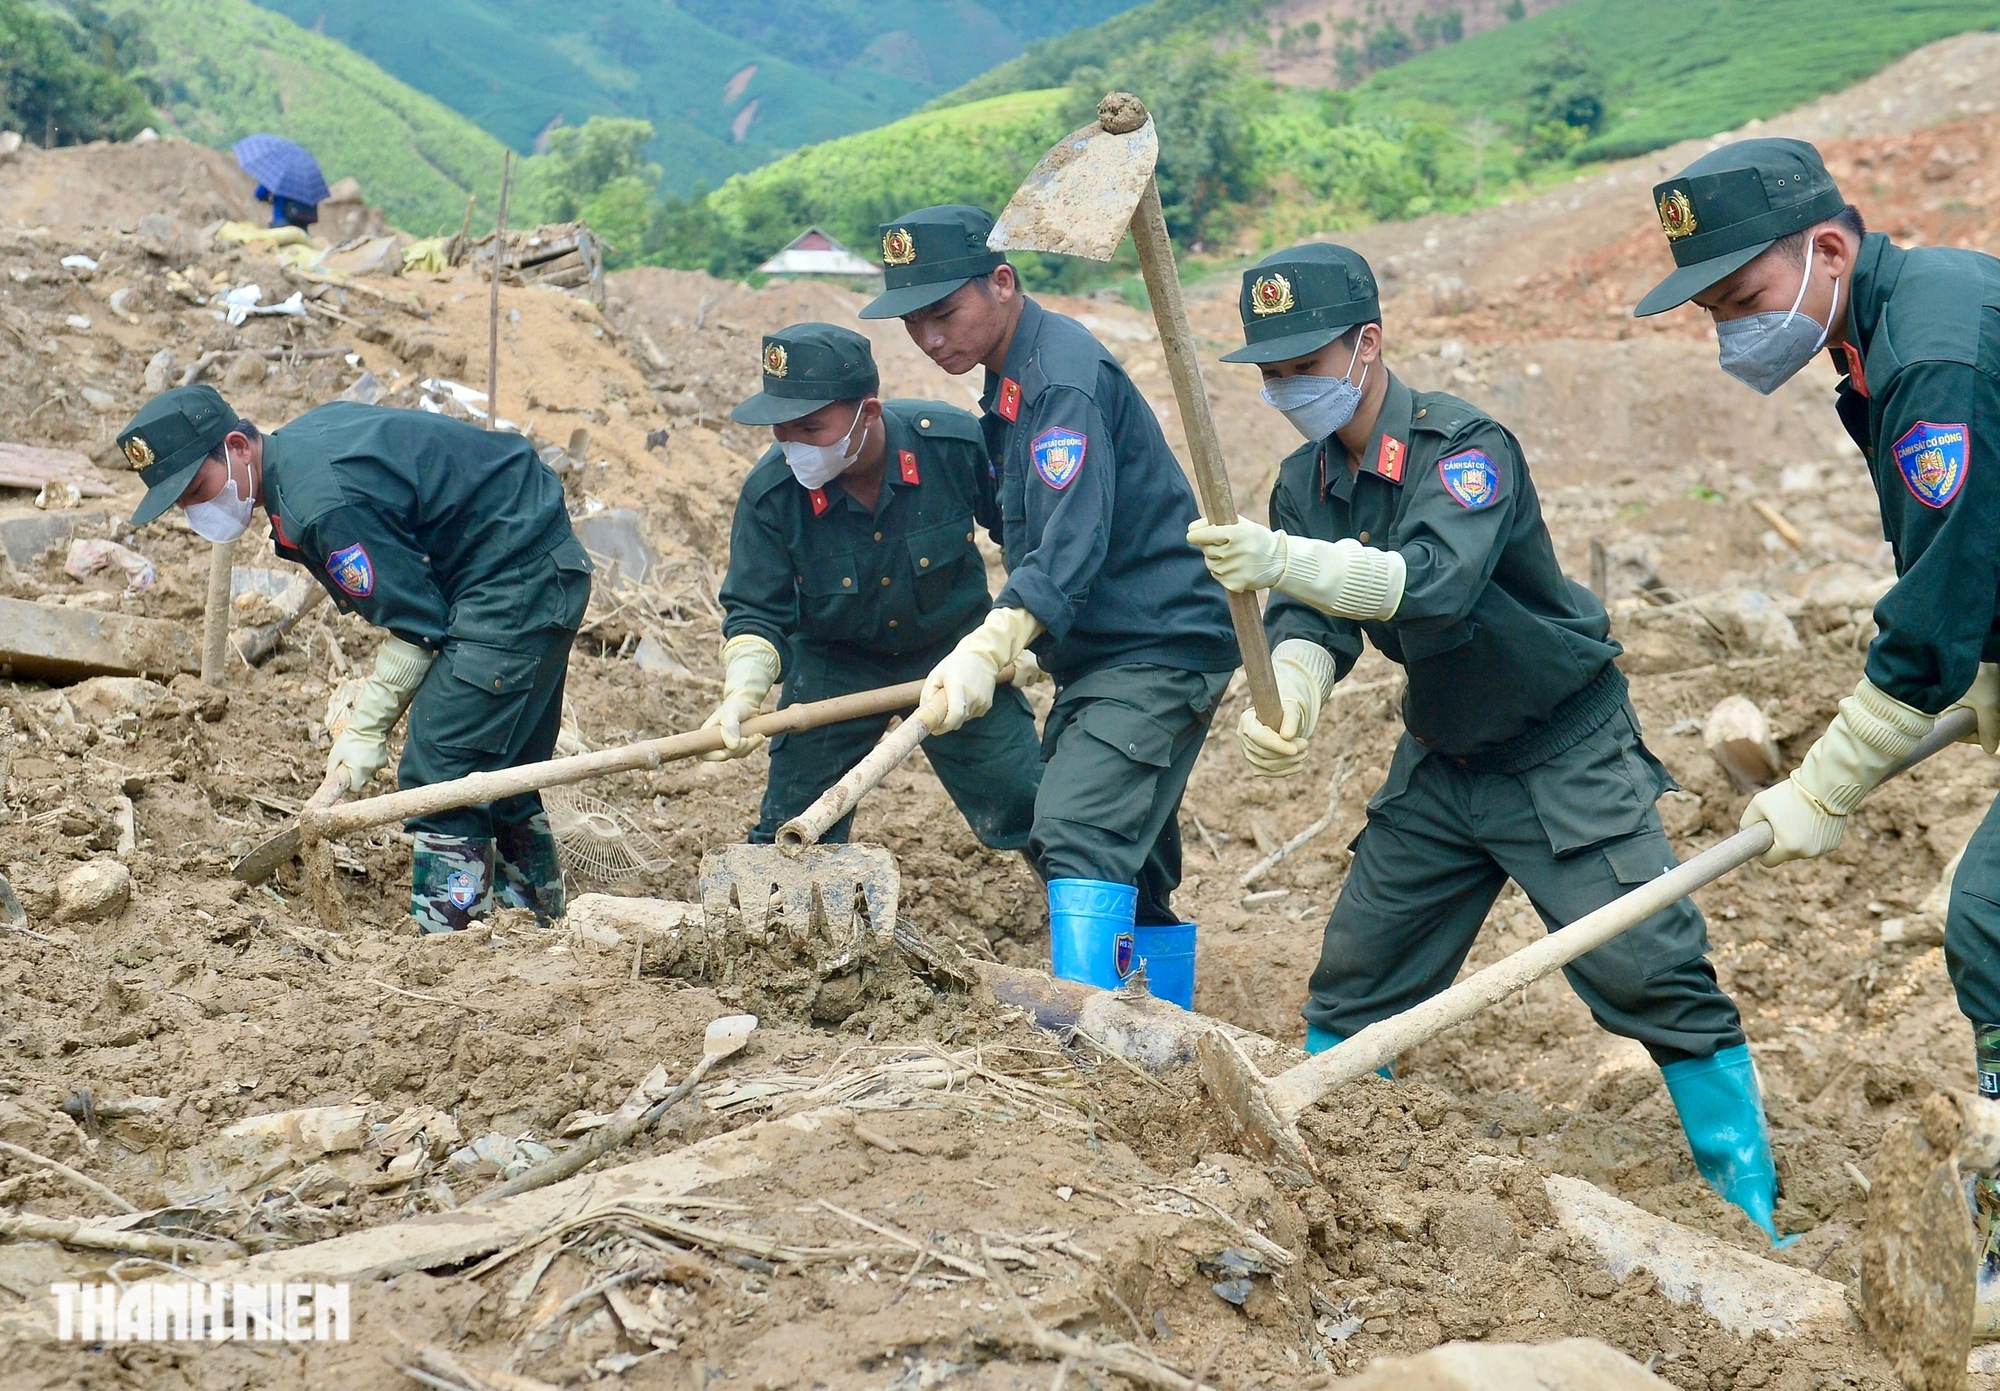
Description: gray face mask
xmin=1260 ymin=342 xmax=1369 ymax=440
xmin=1715 ymin=240 xmax=1839 ymax=396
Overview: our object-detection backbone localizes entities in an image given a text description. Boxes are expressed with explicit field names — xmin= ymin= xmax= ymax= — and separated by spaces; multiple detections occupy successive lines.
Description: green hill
xmin=101 ymin=0 xmax=513 ymax=236
xmin=1351 ymin=0 xmax=2000 ymax=161
xmin=239 ymin=0 xmax=1145 ymax=194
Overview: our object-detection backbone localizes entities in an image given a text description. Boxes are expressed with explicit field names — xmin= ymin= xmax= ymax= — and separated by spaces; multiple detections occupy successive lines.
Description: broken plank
xmin=0 ymin=442 xmax=116 ymax=498
xmin=0 ymin=597 xmax=199 ymax=682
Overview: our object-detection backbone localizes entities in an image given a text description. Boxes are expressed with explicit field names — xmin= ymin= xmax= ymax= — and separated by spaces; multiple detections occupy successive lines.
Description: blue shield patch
xmin=1437 ymin=449 xmax=1499 ymax=509
xmin=327 ymin=543 xmax=375 ymax=598
xmin=445 ymin=869 xmax=478 ymax=909
xmin=1113 ymin=932 xmax=1136 ymax=979
xmin=1892 ymin=420 xmax=1968 ymax=509
xmin=1031 ymin=427 xmax=1086 ymax=490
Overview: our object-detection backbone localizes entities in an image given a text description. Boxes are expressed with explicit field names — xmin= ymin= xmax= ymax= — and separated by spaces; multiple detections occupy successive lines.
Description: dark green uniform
xmin=1267 ymin=373 xmax=1744 ymax=1065
xmin=719 ymin=399 xmax=1041 ymax=847
xmin=979 ymin=296 xmax=1241 ymax=924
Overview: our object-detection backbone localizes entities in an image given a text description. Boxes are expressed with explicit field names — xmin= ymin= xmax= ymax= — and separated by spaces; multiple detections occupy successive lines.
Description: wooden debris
xmin=0 ymin=442 xmax=113 ymax=498
xmin=0 ymin=1212 xmax=242 ymax=1261
xmin=1703 ymin=695 xmax=1784 ymax=793
xmin=1861 ymin=1092 xmax=1978 ymax=1390
xmin=1751 ymin=498 xmax=1806 ymax=551
xmin=0 ymin=1138 xmax=137 ymax=1213
xmin=0 ymin=597 xmax=199 ymax=683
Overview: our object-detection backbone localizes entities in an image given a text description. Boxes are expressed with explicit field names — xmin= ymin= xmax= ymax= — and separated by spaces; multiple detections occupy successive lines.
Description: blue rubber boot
xmin=1305 ymin=1024 xmax=1392 ymax=1078
xmin=1047 ymin=879 xmax=1139 ymax=990
xmin=1660 ymin=1043 xmax=1790 ymax=1244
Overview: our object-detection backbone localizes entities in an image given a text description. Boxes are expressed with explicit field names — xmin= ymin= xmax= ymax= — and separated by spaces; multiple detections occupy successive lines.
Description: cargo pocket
xmin=1045 ymin=699 xmax=1177 ymax=843
xmin=1600 ymin=830 xmax=1709 ymax=979
xmin=1520 ymin=713 xmax=1656 ymax=855
xmin=419 ymin=641 xmax=542 ymax=756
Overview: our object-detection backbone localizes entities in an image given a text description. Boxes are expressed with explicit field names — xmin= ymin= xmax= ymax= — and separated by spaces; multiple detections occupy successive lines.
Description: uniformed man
xmin=117 ymin=385 xmax=591 ymax=933
xmin=1187 ymin=243 xmax=1782 ymax=1237
xmin=858 ymin=205 xmax=1240 ymax=994
xmin=705 ymin=322 xmax=1042 ymax=849
xmin=1633 ymin=137 xmax=2000 ymax=1242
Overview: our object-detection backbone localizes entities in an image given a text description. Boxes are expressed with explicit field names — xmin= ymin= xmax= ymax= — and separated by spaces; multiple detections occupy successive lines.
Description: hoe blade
xmin=987 ymin=116 xmax=1157 ymax=262
xmin=698 ymin=843 xmax=899 ymax=971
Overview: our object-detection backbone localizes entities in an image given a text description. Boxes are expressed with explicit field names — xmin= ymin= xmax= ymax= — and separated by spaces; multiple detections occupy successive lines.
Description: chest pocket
xmin=796 ymin=548 xmax=870 ymax=635
xmin=1398 ymin=618 xmax=1476 ymax=664
xmin=907 ymin=517 xmax=978 ymax=612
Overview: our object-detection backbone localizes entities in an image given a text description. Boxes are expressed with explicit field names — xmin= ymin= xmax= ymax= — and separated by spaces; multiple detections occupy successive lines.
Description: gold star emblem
xmin=1657 ymin=188 xmax=1697 ymax=241
xmin=1249 ymin=273 xmax=1294 ymax=317
xmin=881 ymin=228 xmax=917 ymax=267
xmin=763 ymin=342 xmax=788 ymax=378
xmin=122 ymin=436 xmax=154 ymax=470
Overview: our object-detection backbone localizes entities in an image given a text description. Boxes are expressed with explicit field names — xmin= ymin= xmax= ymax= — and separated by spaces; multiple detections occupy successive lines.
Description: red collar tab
xmin=270 ymin=509 xmax=295 ymax=548
xmin=1375 ymin=435 xmax=1407 ymax=484
xmin=808 ymin=487 xmax=830 ymax=517
xmin=996 ymin=378 xmax=1022 ymax=422
xmin=898 ymin=449 xmax=920 ymax=485
xmin=1838 ymin=342 xmax=1869 ymax=398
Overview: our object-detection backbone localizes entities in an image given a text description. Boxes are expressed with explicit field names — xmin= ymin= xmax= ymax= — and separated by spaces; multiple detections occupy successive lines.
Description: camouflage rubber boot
xmin=410 ymin=833 xmax=494 ymax=934
xmin=495 ymin=812 xmax=566 ymax=925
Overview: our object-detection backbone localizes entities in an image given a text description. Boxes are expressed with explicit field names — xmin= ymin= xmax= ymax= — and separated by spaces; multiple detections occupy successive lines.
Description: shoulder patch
xmin=1892 ymin=420 xmax=1967 ymax=508
xmin=1377 ymin=436 xmax=1405 ymax=483
xmin=1437 ymin=449 xmax=1500 ymax=510
xmin=1031 ymin=427 xmax=1086 ymax=490
xmin=898 ymin=449 xmax=921 ymax=485
xmin=326 ymin=543 xmax=375 ymax=598
xmin=996 ymin=378 xmax=1022 ymax=423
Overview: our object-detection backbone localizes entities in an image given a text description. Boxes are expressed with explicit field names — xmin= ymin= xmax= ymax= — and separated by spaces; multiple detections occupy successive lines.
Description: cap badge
xmin=1657 ymin=188 xmax=1697 ymax=241
xmin=1250 ymin=272 xmax=1294 ymax=317
xmin=881 ymin=228 xmax=917 ymax=267
xmin=763 ymin=342 xmax=788 ymax=378
xmin=122 ymin=436 xmax=154 ymax=470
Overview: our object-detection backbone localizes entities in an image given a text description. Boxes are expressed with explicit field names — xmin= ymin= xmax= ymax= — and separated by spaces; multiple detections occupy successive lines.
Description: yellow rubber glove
xmin=1009 ymin=648 xmax=1049 ymax=688
xmin=1740 ymin=677 xmax=1933 ymax=867
xmin=1186 ymin=517 xmax=1288 ymax=591
xmin=326 ymin=634 xmax=435 ymax=792
xmin=923 ymin=607 xmax=1043 ymax=733
xmin=700 ymin=634 xmax=782 ymax=762
xmin=1949 ymin=662 xmax=2000 ymax=755
xmin=1186 ymin=517 xmax=1405 ymax=620
xmin=1236 ymin=639 xmax=1337 ymax=778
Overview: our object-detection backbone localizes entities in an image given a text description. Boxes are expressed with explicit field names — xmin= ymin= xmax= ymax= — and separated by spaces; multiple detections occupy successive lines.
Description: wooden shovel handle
xmin=306 ymin=675 xmax=930 ymax=840
xmin=776 ymin=688 xmax=953 ymax=849
xmin=1270 ymin=705 xmax=1979 ymax=1118
xmin=1127 ymin=176 xmax=1283 ymax=731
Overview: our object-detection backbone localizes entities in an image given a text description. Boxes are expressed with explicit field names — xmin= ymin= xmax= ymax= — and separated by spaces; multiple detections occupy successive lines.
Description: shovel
xmin=230 ymin=771 xmax=346 ymax=885
xmin=988 ymin=91 xmax=1283 ymax=732
xmin=698 ymin=675 xmax=1011 ymax=959
xmin=1200 ymin=706 xmax=1979 ymax=1174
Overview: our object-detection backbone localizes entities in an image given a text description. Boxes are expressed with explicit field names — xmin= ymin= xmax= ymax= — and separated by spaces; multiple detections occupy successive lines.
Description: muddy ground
xmin=5 ymin=33 xmax=2000 ymax=1390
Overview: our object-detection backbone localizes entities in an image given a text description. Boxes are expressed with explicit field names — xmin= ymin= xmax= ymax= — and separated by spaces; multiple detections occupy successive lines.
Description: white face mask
xmin=1260 ymin=341 xmax=1370 ymax=440
xmin=184 ymin=454 xmax=255 ymax=543
xmin=780 ymin=405 xmax=868 ymax=490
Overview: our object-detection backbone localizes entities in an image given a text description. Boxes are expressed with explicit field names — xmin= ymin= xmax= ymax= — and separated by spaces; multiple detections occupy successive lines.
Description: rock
xmin=322 ymin=234 xmax=410 ymax=278
xmin=1329 ymin=1339 xmax=1672 ymax=1389
xmin=1698 ymin=589 xmax=1801 ymax=654
xmin=64 ymin=676 xmax=172 ymax=731
xmin=574 ymin=509 xmax=657 ymax=587
xmin=1703 ymin=695 xmax=1783 ymax=793
xmin=223 ymin=352 xmax=267 ymax=391
xmin=1860 ymin=1095 xmax=1976 ymax=1389
xmin=0 ymin=595 xmax=199 ymax=682
xmin=142 ymin=348 xmax=174 ymax=395
xmin=1429 ymin=276 xmax=1475 ymax=316
xmin=0 ymin=131 xmax=21 ymax=163
xmin=1544 ymin=1174 xmax=1848 ymax=1337
xmin=78 ymin=385 xmax=115 ymax=411
xmin=339 ymin=370 xmax=384 ymax=405
xmin=632 ymin=634 xmax=692 ymax=678
xmin=55 ymin=860 xmax=130 ymax=922
xmin=0 ymin=511 xmax=105 ymax=567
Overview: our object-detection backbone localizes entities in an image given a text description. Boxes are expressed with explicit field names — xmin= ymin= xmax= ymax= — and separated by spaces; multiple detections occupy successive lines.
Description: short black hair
xmin=1770 ymin=204 xmax=1866 ymax=264
xmin=202 ymin=417 xmax=260 ymax=465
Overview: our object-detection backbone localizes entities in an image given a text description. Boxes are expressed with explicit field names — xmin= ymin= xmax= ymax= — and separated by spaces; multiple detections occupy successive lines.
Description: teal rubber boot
xmin=1660 ymin=1043 xmax=1788 ymax=1243
xmin=1305 ymin=1023 xmax=1392 ymax=1078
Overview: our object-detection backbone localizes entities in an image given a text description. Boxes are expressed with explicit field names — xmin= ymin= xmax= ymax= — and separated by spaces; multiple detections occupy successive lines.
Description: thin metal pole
xmin=485 ymin=150 xmax=512 ymax=429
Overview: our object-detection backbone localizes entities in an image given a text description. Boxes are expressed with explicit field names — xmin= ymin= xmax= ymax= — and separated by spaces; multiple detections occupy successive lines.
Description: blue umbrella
xmin=232 ymin=135 xmax=329 ymax=207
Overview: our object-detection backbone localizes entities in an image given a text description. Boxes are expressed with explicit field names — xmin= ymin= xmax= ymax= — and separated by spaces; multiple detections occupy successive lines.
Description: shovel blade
xmin=698 ymin=842 xmax=900 ymax=972
xmin=231 ymin=823 xmax=301 ymax=884
xmin=988 ymin=117 xmax=1157 ymax=261
xmin=1196 ymin=1028 xmax=1316 ymax=1176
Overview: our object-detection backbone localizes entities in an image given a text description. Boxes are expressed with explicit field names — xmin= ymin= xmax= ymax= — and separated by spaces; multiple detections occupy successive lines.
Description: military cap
xmin=857 ymin=205 xmax=1006 ymax=319
xmin=118 ymin=384 xmax=237 ymax=526
xmin=1220 ymin=243 xmax=1381 ymax=364
xmin=1635 ymin=138 xmax=1848 ymax=316
xmin=729 ymin=322 xmax=880 ymax=426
